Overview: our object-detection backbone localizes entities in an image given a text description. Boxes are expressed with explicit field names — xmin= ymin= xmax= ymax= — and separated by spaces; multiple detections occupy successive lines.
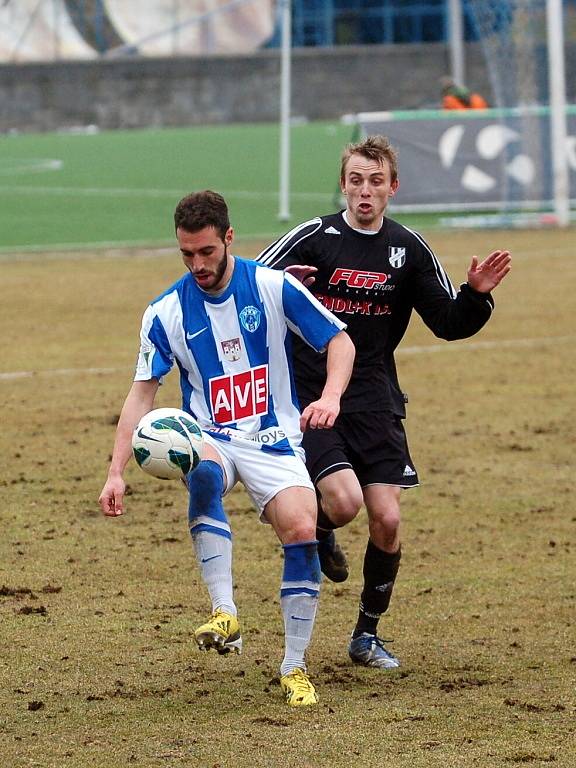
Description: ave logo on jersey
xmin=388 ymin=247 xmax=406 ymax=268
xmin=209 ymin=364 xmax=268 ymax=423
xmin=329 ymin=268 xmax=389 ymax=289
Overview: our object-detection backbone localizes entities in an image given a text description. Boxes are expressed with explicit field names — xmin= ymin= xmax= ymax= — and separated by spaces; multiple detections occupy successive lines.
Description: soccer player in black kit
xmin=257 ymin=135 xmax=511 ymax=669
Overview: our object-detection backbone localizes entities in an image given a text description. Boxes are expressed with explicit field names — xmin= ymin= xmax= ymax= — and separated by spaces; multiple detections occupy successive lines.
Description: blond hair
xmin=340 ymin=135 xmax=398 ymax=184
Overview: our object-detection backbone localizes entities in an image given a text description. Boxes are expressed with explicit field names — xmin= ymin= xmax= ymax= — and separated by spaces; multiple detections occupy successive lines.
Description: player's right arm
xmin=98 ymin=378 xmax=159 ymax=517
xmin=300 ymin=330 xmax=355 ymax=431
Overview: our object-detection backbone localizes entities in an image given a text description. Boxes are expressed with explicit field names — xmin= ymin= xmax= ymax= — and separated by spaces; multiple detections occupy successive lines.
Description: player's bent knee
xmin=187 ymin=460 xmax=225 ymax=525
xmin=369 ymin=510 xmax=401 ymax=549
xmin=280 ymin=515 xmax=317 ymax=544
xmin=323 ymin=489 xmax=363 ymax=526
xmin=290 ymin=520 xmax=317 ymax=543
xmin=375 ymin=510 xmax=401 ymax=534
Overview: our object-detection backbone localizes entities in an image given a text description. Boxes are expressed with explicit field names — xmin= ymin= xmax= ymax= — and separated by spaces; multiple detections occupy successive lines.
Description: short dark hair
xmin=340 ymin=135 xmax=398 ymax=184
xmin=174 ymin=190 xmax=230 ymax=240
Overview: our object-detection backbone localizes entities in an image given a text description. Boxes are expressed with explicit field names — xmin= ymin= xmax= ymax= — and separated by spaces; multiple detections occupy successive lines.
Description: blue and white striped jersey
xmin=135 ymin=256 xmax=345 ymax=454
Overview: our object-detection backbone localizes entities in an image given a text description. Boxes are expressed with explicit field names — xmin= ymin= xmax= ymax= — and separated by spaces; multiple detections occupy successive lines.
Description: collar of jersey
xmin=342 ymin=210 xmax=384 ymax=235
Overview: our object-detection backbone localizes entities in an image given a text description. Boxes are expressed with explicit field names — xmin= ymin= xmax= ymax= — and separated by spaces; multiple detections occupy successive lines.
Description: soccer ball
xmin=132 ymin=408 xmax=204 ymax=480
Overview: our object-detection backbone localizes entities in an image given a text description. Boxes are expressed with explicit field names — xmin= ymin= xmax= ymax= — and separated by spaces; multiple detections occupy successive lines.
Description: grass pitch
xmin=0 ymin=227 xmax=574 ymax=767
xmin=0 ymin=120 xmax=448 ymax=253
xmin=0 ymin=122 xmax=352 ymax=250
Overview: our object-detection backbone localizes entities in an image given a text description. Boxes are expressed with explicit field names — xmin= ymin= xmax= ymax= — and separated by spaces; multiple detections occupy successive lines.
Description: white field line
xmin=397 ymin=335 xmax=575 ymax=355
xmin=0 ymin=232 xmax=281 ymax=259
xmin=0 ymin=184 xmax=333 ymax=257
xmin=0 ymin=159 xmax=63 ymax=175
xmin=0 ymin=185 xmax=333 ymax=201
xmin=0 ymin=366 xmax=128 ymax=381
xmin=0 ymin=241 xmax=175 ymax=259
xmin=1 ymin=336 xmax=573 ymax=383
xmin=1 ymin=234 xmax=571 ymax=261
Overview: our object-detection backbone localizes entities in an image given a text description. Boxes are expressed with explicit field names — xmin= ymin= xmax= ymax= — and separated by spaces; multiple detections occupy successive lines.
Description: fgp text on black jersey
xmin=256 ymin=212 xmax=495 ymax=418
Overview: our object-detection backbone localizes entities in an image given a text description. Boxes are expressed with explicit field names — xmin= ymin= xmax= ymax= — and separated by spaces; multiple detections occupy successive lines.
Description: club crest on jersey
xmin=239 ymin=305 xmax=261 ymax=333
xmin=389 ymin=247 xmax=406 ymax=269
xmin=221 ymin=337 xmax=241 ymax=362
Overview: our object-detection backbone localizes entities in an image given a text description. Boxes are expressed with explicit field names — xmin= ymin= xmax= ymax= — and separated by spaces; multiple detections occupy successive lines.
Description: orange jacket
xmin=443 ymin=90 xmax=488 ymax=110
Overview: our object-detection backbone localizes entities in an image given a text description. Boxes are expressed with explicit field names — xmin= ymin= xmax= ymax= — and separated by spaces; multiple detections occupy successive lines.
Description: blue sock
xmin=280 ymin=540 xmax=321 ymax=676
xmin=188 ymin=461 xmax=235 ymax=615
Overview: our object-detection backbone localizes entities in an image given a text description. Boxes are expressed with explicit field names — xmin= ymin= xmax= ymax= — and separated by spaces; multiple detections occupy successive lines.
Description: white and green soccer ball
xmin=132 ymin=408 xmax=204 ymax=480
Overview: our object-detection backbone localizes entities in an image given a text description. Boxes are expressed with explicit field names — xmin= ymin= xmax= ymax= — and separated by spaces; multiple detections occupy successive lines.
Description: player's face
xmin=178 ymin=225 xmax=234 ymax=293
xmin=341 ymin=155 xmax=399 ymax=231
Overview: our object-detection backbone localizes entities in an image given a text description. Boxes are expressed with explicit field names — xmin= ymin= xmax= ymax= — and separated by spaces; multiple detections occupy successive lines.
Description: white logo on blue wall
xmin=438 ymin=124 xmax=535 ymax=193
xmin=239 ymin=306 xmax=261 ymax=333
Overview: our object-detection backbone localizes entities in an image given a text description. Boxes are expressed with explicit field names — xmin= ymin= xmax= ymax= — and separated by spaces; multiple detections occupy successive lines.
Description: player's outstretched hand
xmin=300 ymin=394 xmax=340 ymax=431
xmin=467 ymin=250 xmax=511 ymax=293
xmin=98 ymin=475 xmax=126 ymax=517
xmin=284 ymin=264 xmax=318 ymax=287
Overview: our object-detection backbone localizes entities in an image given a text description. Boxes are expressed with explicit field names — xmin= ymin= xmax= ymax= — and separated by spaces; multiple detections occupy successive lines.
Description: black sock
xmin=353 ymin=542 xmax=402 ymax=637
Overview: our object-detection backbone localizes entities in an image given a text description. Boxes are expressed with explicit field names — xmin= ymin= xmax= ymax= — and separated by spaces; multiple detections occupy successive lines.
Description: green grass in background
xmin=0 ymin=122 xmax=342 ymax=249
xmin=0 ymin=121 xmax=444 ymax=251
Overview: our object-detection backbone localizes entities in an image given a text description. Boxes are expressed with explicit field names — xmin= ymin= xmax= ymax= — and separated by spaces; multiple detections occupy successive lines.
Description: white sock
xmin=280 ymin=592 xmax=319 ymax=676
xmin=190 ymin=529 xmax=236 ymax=616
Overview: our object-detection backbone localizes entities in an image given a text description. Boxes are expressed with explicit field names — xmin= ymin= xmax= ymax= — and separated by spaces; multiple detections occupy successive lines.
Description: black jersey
xmin=257 ymin=211 xmax=495 ymax=417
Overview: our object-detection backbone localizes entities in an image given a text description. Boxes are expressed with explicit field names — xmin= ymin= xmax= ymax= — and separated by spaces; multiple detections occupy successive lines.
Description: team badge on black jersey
xmin=389 ymin=247 xmax=406 ymax=269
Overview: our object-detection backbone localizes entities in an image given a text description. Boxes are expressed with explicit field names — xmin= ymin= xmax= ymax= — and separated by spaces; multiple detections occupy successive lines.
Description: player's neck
xmin=343 ymin=210 xmax=383 ymax=234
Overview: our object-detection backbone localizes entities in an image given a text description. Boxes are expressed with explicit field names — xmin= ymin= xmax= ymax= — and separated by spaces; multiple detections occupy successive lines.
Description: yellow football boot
xmin=280 ymin=668 xmax=319 ymax=707
xmin=194 ymin=609 xmax=242 ymax=655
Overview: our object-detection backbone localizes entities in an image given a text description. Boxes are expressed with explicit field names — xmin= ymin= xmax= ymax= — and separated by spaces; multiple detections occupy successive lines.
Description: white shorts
xmin=202 ymin=432 xmax=314 ymax=516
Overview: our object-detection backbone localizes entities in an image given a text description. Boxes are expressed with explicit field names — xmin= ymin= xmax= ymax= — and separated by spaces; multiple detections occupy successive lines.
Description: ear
xmin=389 ymin=178 xmax=400 ymax=196
xmin=225 ymin=227 xmax=234 ymax=246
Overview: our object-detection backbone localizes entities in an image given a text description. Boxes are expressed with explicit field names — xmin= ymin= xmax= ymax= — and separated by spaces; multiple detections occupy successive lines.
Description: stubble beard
xmin=206 ymin=244 xmax=229 ymax=292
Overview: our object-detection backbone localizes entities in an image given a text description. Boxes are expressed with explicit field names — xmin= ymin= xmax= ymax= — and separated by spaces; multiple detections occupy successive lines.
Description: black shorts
xmin=302 ymin=410 xmax=419 ymax=489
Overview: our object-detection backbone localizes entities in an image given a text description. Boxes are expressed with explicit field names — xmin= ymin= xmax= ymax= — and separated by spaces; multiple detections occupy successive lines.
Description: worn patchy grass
xmin=1 ymin=228 xmax=574 ymax=767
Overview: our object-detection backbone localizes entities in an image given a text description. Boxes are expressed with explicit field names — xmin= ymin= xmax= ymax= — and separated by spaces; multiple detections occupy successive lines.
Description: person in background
xmin=98 ymin=190 xmax=355 ymax=707
xmin=441 ymin=77 xmax=488 ymax=110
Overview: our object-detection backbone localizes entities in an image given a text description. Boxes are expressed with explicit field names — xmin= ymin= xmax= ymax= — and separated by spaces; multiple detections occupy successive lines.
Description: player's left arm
xmin=411 ymin=237 xmax=511 ymax=340
xmin=300 ymin=330 xmax=355 ymax=431
xmin=467 ymin=250 xmax=511 ymax=293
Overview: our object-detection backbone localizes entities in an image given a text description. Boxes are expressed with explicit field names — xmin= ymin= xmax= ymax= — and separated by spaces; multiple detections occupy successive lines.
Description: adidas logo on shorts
xmin=403 ymin=465 xmax=416 ymax=477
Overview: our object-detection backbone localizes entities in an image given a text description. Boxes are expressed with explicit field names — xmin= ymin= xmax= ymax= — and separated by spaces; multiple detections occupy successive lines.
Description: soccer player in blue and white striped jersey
xmin=99 ymin=190 xmax=355 ymax=707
